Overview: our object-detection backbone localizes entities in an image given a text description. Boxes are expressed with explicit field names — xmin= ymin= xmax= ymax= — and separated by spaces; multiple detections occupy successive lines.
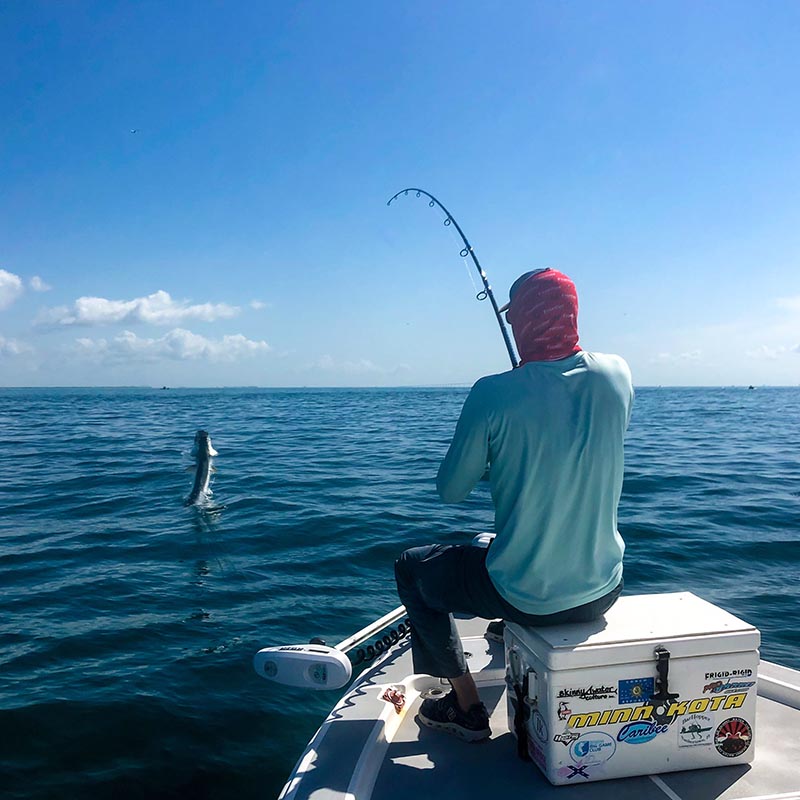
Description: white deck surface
xmin=279 ymin=616 xmax=800 ymax=800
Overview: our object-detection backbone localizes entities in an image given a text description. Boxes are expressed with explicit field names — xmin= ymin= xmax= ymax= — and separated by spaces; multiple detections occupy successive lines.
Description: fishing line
xmin=387 ymin=187 xmax=519 ymax=368
xmin=438 ymin=204 xmax=482 ymax=296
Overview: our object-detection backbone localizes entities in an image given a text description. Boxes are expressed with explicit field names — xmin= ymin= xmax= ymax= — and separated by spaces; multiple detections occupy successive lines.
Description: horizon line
xmin=1 ymin=384 xmax=798 ymax=390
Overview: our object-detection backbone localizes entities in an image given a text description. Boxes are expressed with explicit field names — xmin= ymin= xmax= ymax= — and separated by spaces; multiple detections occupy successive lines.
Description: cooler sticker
xmin=568 ymin=692 xmax=748 ymax=729
xmin=619 ymin=677 xmax=654 ymax=704
xmin=714 ymin=717 xmax=752 ymax=758
xmin=532 ymin=710 xmax=548 ymax=743
xmin=553 ymin=729 xmax=580 ymax=747
xmin=557 ymin=764 xmax=590 ymax=780
xmin=678 ymin=714 xmax=713 ymax=747
xmin=557 ymin=701 xmax=572 ymax=720
xmin=528 ymin=739 xmax=547 ymax=770
xmin=569 ymin=732 xmax=616 ymax=765
xmin=617 ymin=721 xmax=669 ymax=744
xmin=705 ymin=669 xmax=754 ymax=680
xmin=558 ymin=684 xmax=617 ymax=702
xmin=703 ymin=679 xmax=756 ymax=695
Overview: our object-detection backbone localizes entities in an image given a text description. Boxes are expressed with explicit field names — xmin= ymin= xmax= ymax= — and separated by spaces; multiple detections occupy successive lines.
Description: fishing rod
xmin=387 ymin=187 xmax=519 ymax=369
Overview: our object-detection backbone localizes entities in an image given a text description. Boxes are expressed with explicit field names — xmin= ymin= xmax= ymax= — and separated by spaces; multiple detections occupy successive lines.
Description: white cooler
xmin=504 ymin=592 xmax=760 ymax=785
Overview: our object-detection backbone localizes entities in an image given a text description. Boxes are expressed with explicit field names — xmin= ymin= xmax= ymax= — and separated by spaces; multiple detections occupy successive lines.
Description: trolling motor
xmin=388 ymin=187 xmax=519 ymax=369
xmin=253 ymin=642 xmax=352 ymax=689
xmin=253 ymin=605 xmax=411 ymax=690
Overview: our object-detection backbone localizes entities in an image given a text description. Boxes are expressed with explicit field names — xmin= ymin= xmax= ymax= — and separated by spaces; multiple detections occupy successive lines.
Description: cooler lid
xmin=505 ymin=592 xmax=760 ymax=670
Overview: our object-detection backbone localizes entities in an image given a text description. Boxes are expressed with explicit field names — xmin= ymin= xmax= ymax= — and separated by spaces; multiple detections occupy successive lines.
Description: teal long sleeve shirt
xmin=437 ymin=351 xmax=633 ymax=615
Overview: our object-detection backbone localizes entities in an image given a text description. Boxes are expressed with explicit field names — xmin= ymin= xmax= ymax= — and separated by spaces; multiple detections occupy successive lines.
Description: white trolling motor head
xmin=253 ymin=644 xmax=353 ymax=690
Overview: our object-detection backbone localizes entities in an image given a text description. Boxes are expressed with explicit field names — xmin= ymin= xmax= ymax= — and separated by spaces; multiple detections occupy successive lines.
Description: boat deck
xmin=279 ymin=616 xmax=800 ymax=800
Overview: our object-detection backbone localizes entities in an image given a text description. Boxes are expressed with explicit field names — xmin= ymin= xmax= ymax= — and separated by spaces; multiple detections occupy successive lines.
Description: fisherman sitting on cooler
xmin=395 ymin=268 xmax=633 ymax=742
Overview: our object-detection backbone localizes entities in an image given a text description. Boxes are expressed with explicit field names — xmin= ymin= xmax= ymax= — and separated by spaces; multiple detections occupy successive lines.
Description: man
xmin=394 ymin=268 xmax=633 ymax=742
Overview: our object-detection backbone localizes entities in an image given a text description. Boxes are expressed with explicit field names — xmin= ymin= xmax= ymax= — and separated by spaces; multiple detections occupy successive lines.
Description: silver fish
xmin=185 ymin=430 xmax=219 ymax=506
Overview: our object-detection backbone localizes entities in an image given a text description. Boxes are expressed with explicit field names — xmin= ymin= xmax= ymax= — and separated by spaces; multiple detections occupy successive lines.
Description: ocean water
xmin=1 ymin=386 xmax=798 ymax=799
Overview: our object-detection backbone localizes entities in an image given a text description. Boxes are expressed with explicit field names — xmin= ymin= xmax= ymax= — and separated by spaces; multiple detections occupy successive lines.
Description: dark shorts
xmin=394 ymin=543 xmax=623 ymax=678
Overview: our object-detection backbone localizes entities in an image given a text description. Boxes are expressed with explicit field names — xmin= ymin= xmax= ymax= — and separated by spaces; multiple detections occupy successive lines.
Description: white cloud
xmin=312 ymin=354 xmax=411 ymax=375
xmin=30 ymin=276 xmax=52 ymax=292
xmin=777 ymin=295 xmax=800 ymax=312
xmin=0 ymin=270 xmax=24 ymax=310
xmin=38 ymin=290 xmax=239 ymax=326
xmin=250 ymin=300 xmax=266 ymax=310
xmin=651 ymin=350 xmax=702 ymax=364
xmin=75 ymin=328 xmax=269 ymax=362
xmin=36 ymin=305 xmax=70 ymax=325
xmin=745 ymin=345 xmax=787 ymax=361
xmin=315 ymin=355 xmax=381 ymax=374
xmin=0 ymin=335 xmax=32 ymax=356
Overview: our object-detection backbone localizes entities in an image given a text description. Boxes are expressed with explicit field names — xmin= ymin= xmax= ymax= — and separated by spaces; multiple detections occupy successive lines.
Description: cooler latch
xmin=655 ymin=646 xmax=671 ymax=696
xmin=527 ymin=669 xmax=539 ymax=704
xmin=646 ymin=645 xmax=680 ymax=726
xmin=509 ymin=669 xmax=536 ymax=762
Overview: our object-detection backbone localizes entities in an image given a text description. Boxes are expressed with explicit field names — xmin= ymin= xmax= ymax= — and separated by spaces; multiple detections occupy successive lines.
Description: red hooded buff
xmin=504 ymin=268 xmax=581 ymax=364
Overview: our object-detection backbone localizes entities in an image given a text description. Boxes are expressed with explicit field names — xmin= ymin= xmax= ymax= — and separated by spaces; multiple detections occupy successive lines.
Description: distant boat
xmin=748 ymin=385 xmax=755 ymax=390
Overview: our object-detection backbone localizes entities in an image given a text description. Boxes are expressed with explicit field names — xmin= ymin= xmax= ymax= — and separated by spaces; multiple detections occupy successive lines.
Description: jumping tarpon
xmin=185 ymin=430 xmax=218 ymax=506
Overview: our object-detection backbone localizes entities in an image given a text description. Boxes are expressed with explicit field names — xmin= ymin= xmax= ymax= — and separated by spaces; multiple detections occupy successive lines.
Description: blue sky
xmin=2 ymin=1 xmax=799 ymax=386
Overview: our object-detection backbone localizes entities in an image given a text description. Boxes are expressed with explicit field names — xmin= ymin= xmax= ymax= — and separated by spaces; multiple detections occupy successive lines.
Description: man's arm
xmin=436 ymin=383 xmax=490 ymax=503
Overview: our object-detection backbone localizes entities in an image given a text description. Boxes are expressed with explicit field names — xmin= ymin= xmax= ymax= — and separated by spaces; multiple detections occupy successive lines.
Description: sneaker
xmin=485 ymin=619 xmax=505 ymax=643
xmin=418 ymin=690 xmax=491 ymax=742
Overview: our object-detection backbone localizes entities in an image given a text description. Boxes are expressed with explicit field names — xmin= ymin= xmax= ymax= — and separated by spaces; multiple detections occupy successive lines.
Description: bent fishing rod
xmin=387 ymin=187 xmax=519 ymax=369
